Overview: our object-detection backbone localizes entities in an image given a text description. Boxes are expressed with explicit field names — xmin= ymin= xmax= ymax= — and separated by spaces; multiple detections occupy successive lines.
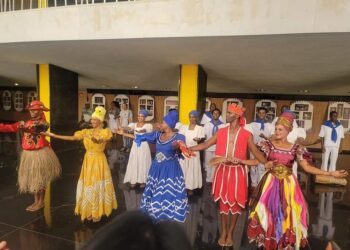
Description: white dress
xmin=123 ymin=123 xmax=153 ymax=184
xmin=179 ymin=125 xmax=205 ymax=190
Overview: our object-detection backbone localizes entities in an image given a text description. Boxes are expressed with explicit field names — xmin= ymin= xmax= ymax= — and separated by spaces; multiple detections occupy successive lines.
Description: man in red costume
xmin=190 ymin=103 xmax=268 ymax=247
xmin=0 ymin=100 xmax=61 ymax=212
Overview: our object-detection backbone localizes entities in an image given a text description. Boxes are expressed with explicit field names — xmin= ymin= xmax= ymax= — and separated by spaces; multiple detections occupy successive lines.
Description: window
xmin=138 ymin=95 xmax=155 ymax=121
xmin=114 ymin=95 xmax=129 ymax=108
xmin=164 ymin=96 xmax=178 ymax=115
xmin=92 ymin=93 xmax=106 ymax=109
xmin=14 ymin=91 xmax=24 ymax=112
xmin=2 ymin=91 xmax=12 ymax=111
xmin=27 ymin=91 xmax=38 ymax=104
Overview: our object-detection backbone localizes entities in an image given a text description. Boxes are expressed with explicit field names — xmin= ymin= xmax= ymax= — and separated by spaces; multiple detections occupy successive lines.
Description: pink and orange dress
xmin=248 ymin=140 xmax=311 ymax=250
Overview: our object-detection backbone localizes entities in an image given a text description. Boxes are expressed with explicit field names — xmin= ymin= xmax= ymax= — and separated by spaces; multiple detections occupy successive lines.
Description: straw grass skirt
xmin=18 ymin=147 xmax=61 ymax=193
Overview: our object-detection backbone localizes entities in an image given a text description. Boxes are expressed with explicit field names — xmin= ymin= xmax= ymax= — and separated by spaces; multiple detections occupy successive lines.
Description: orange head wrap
xmin=227 ymin=103 xmax=246 ymax=126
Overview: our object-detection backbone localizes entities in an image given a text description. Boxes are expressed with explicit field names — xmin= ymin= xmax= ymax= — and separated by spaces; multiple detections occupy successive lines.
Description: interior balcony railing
xmin=0 ymin=0 xmax=138 ymax=12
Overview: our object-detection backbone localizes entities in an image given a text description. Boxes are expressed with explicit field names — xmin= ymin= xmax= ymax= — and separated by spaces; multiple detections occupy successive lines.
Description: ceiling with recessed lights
xmin=1 ymin=33 xmax=350 ymax=95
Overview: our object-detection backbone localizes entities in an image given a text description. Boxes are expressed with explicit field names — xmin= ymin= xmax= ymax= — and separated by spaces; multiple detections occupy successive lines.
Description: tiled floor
xmin=0 ymin=142 xmax=349 ymax=250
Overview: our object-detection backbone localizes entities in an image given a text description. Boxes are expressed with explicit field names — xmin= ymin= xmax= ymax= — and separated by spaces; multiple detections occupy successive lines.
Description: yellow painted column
xmin=179 ymin=65 xmax=198 ymax=124
xmin=38 ymin=64 xmax=52 ymax=227
xmin=38 ymin=0 xmax=47 ymax=8
xmin=178 ymin=65 xmax=207 ymax=125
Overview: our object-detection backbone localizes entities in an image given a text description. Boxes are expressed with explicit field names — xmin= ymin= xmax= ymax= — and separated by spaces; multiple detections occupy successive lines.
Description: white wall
xmin=1 ymin=0 xmax=350 ymax=43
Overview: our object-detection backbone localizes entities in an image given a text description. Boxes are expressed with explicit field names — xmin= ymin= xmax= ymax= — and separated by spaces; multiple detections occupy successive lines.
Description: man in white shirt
xmin=201 ymin=103 xmax=223 ymax=125
xmin=319 ymin=111 xmax=344 ymax=172
xmin=203 ymin=108 xmax=224 ymax=183
xmin=246 ymin=107 xmax=273 ymax=187
xmin=119 ymin=102 xmax=133 ymax=152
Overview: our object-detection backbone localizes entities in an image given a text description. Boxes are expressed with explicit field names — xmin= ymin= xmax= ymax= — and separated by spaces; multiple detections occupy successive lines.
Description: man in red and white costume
xmin=190 ymin=103 xmax=268 ymax=247
xmin=0 ymin=100 xmax=61 ymax=212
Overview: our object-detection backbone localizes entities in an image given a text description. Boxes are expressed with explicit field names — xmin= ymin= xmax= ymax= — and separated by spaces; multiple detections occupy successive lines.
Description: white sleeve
xmin=340 ymin=126 xmax=345 ymax=139
xmin=128 ymin=123 xmax=136 ymax=130
xmin=129 ymin=110 xmax=133 ymax=119
xmin=319 ymin=125 xmax=325 ymax=137
xmin=200 ymin=114 xmax=209 ymax=125
xmin=244 ymin=123 xmax=253 ymax=134
xmin=145 ymin=124 xmax=153 ymax=133
xmin=298 ymin=128 xmax=306 ymax=139
xmin=197 ymin=126 xmax=205 ymax=138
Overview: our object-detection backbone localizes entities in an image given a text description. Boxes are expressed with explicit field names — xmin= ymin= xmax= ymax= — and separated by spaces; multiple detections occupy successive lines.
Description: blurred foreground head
xmin=81 ymin=211 xmax=191 ymax=250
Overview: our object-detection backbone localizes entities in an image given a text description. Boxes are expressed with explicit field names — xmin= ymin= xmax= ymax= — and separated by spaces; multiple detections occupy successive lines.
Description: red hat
xmin=227 ymin=103 xmax=245 ymax=116
xmin=26 ymin=100 xmax=50 ymax=111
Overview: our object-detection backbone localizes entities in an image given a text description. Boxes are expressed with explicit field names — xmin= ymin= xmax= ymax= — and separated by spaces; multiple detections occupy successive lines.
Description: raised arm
xmin=248 ymin=135 xmax=267 ymax=164
xmin=116 ymin=129 xmax=135 ymax=139
xmin=189 ymin=134 xmax=217 ymax=151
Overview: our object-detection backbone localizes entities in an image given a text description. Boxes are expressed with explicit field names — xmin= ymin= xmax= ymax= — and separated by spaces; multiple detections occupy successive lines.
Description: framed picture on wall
xmin=290 ymin=101 xmax=314 ymax=131
xmin=328 ymin=102 xmax=350 ymax=133
xmin=255 ymin=99 xmax=277 ymax=123
xmin=343 ymin=108 xmax=350 ymax=120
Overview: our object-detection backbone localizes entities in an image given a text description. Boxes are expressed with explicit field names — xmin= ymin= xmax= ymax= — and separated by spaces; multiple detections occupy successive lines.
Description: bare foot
xmin=218 ymin=232 xmax=227 ymax=247
xmin=225 ymin=236 xmax=233 ymax=247
xmin=188 ymin=190 xmax=194 ymax=195
xmin=26 ymin=202 xmax=37 ymax=212
xmin=140 ymin=183 xmax=145 ymax=188
xmin=30 ymin=202 xmax=44 ymax=212
xmin=130 ymin=184 xmax=136 ymax=188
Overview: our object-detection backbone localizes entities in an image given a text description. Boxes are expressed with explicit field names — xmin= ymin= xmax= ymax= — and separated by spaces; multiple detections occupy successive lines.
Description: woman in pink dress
xmin=244 ymin=110 xmax=348 ymax=250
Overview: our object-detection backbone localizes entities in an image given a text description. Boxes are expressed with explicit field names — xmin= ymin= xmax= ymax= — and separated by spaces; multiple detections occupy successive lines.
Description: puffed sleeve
xmin=74 ymin=129 xmax=86 ymax=140
xmin=128 ymin=123 xmax=136 ymax=130
xmin=197 ymin=126 xmax=205 ymax=138
xmin=101 ymin=129 xmax=113 ymax=141
xmin=296 ymin=145 xmax=313 ymax=162
xmin=134 ymin=131 xmax=158 ymax=147
xmin=0 ymin=122 xmax=20 ymax=133
xmin=257 ymin=140 xmax=272 ymax=157
xmin=145 ymin=123 xmax=153 ymax=133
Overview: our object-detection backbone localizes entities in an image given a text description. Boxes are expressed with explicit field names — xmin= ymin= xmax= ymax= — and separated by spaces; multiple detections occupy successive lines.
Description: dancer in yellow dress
xmin=45 ymin=106 xmax=117 ymax=222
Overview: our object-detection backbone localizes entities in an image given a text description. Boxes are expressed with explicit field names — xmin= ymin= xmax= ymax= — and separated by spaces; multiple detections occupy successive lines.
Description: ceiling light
xmin=256 ymin=88 xmax=266 ymax=92
xmin=14 ymin=82 xmax=19 ymax=86
xmin=298 ymin=90 xmax=309 ymax=93
xmin=132 ymin=85 xmax=139 ymax=89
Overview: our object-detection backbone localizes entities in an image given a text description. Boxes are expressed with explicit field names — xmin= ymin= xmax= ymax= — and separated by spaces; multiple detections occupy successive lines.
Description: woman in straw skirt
xmin=45 ymin=106 xmax=117 ymax=222
xmin=0 ymin=100 xmax=61 ymax=212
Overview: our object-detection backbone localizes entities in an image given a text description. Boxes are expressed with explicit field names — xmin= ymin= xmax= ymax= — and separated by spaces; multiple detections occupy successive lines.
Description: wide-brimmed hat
xmin=26 ymin=100 xmax=50 ymax=111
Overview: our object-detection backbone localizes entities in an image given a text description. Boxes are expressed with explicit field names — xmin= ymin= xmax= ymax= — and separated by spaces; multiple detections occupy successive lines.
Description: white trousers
xmin=321 ymin=146 xmax=339 ymax=172
xmin=250 ymin=164 xmax=265 ymax=187
xmin=204 ymin=151 xmax=215 ymax=183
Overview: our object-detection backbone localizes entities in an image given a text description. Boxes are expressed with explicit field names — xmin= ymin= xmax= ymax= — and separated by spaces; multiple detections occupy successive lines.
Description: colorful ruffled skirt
xmin=247 ymin=172 xmax=308 ymax=250
xmin=140 ymin=158 xmax=189 ymax=222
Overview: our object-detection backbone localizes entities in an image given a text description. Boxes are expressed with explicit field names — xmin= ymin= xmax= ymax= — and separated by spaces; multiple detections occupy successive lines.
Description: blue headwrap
xmin=163 ymin=110 xmax=179 ymax=129
xmin=189 ymin=110 xmax=200 ymax=117
xmin=323 ymin=120 xmax=341 ymax=143
xmin=139 ymin=109 xmax=148 ymax=117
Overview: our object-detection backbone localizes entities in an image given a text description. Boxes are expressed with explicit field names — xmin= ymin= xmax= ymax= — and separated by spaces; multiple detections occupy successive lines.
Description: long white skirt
xmin=180 ymin=154 xmax=202 ymax=190
xmin=123 ymin=141 xmax=152 ymax=184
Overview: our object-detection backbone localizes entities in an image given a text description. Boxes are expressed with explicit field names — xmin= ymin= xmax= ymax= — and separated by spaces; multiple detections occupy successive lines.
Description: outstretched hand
xmin=41 ymin=131 xmax=55 ymax=137
xmin=331 ymin=170 xmax=348 ymax=178
xmin=0 ymin=241 xmax=9 ymax=250
xmin=115 ymin=129 xmax=124 ymax=136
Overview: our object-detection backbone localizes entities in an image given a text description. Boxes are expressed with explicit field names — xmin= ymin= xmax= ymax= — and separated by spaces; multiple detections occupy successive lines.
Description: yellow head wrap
xmin=91 ymin=106 xmax=106 ymax=122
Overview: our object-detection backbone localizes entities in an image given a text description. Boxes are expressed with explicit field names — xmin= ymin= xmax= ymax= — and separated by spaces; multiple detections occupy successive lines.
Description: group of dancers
xmin=0 ymin=100 xmax=348 ymax=249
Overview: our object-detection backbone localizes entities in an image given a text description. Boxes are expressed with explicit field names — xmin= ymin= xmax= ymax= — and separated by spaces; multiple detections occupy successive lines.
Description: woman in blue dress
xmin=132 ymin=110 xmax=189 ymax=222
